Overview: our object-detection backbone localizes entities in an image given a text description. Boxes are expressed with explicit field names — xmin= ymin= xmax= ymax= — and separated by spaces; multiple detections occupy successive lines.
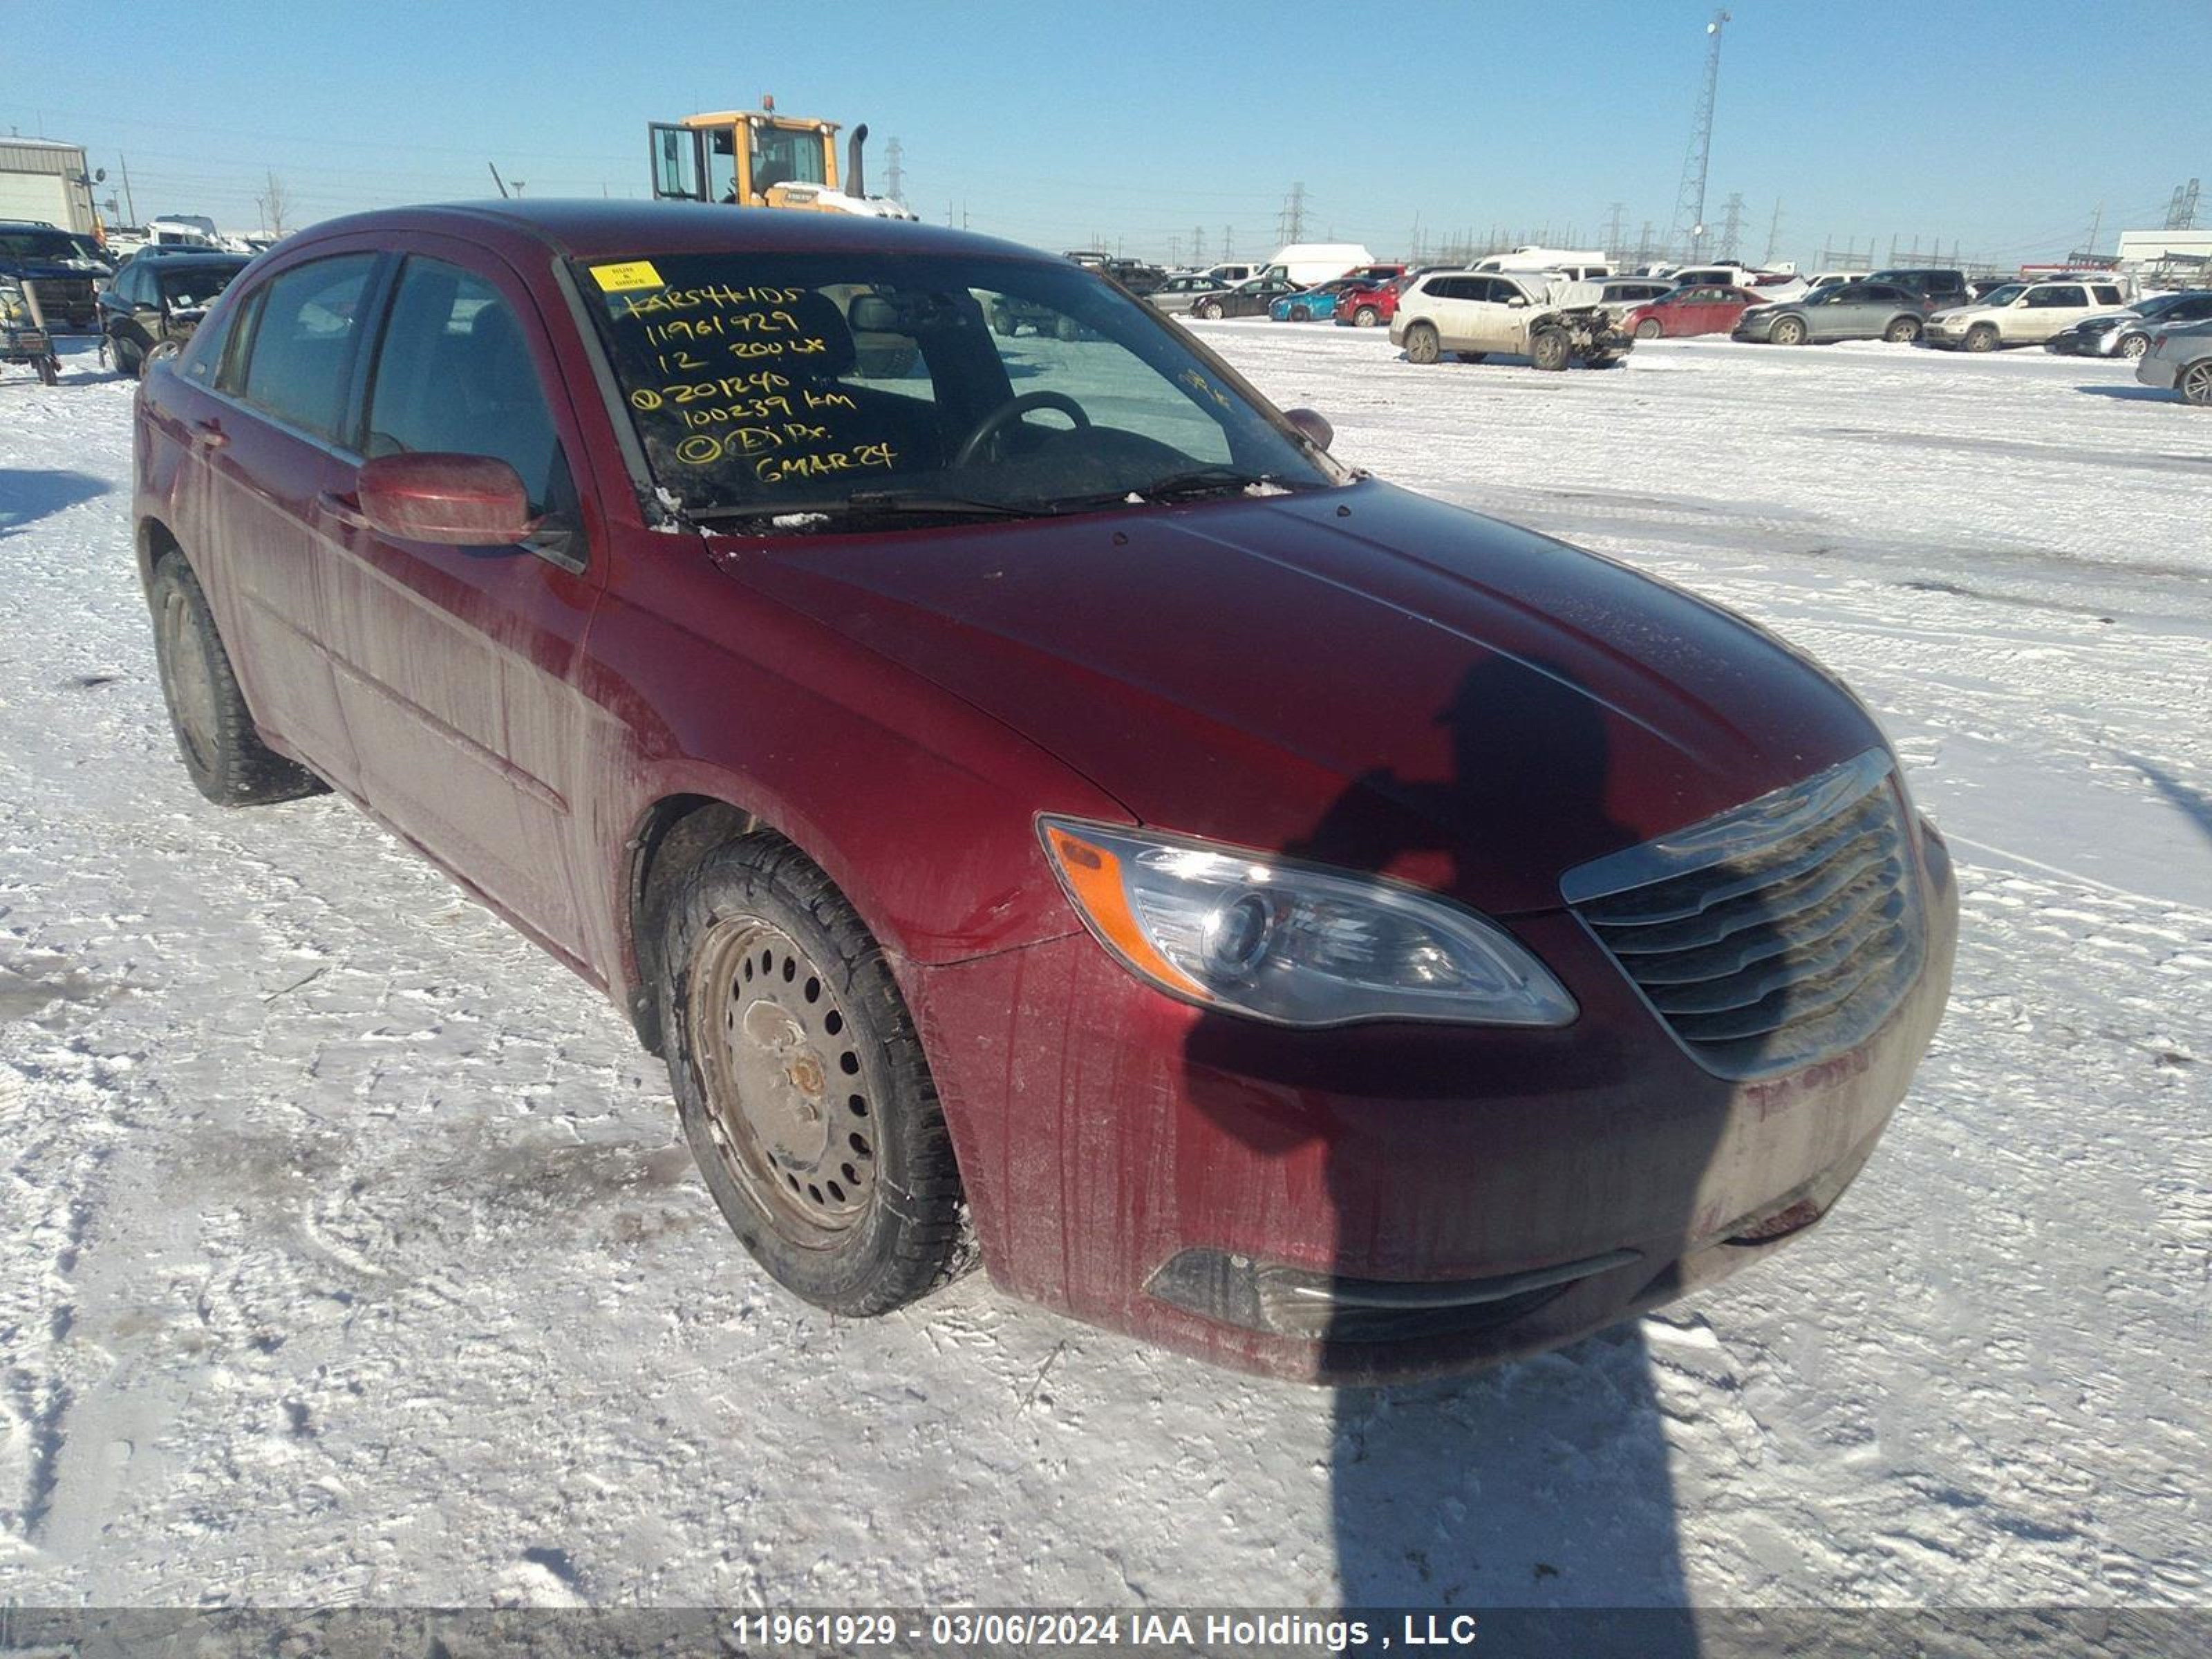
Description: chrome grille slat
xmin=1565 ymin=751 xmax=1927 ymax=1081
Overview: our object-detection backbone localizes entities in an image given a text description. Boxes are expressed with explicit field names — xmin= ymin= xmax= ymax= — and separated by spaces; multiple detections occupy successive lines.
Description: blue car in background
xmin=1269 ymin=281 xmax=1353 ymax=322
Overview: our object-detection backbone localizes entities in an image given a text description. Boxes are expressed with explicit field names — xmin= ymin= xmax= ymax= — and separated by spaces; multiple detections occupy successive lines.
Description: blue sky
xmin=10 ymin=0 xmax=2205 ymax=268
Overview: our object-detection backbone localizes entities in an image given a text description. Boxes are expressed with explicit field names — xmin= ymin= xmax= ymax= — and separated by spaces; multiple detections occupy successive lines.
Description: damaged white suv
xmin=1389 ymin=270 xmax=1631 ymax=371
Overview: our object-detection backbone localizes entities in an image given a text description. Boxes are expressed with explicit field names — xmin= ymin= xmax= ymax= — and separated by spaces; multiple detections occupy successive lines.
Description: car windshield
xmin=1978 ymin=283 xmax=2026 ymax=306
xmin=574 ymin=249 xmax=1337 ymax=527
xmin=0 ymin=228 xmax=105 ymax=265
xmin=156 ymin=264 xmax=246 ymax=308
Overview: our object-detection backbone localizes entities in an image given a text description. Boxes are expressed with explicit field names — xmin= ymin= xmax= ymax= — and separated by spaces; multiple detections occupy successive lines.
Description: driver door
xmin=648 ymin=124 xmax=705 ymax=202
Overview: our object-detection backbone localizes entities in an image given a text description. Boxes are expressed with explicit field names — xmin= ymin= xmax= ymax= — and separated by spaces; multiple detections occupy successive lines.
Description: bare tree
xmin=259 ymin=170 xmax=291 ymax=237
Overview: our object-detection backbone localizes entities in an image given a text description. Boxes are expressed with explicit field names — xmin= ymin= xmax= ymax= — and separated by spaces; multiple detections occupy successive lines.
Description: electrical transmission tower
xmin=1192 ymin=225 xmax=1206 ymax=263
xmin=1718 ymin=192 xmax=1744 ymax=261
xmin=1763 ymin=198 xmax=1783 ymax=265
xmin=1670 ymin=9 xmax=1731 ymax=263
xmin=2167 ymin=179 xmax=2202 ymax=232
xmin=1278 ymin=182 xmax=1307 ymax=245
xmin=1604 ymin=201 xmax=1626 ymax=261
xmin=885 ymin=138 xmax=903 ymax=201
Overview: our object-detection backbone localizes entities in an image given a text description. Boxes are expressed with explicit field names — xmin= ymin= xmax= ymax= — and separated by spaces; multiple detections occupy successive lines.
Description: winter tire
xmin=1530 ymin=328 xmax=1573 ymax=371
xmin=1772 ymin=316 xmax=1808 ymax=346
xmin=1199 ymin=301 xmax=1224 ymax=320
xmin=1964 ymin=324 xmax=1999 ymax=353
xmin=659 ymin=836 xmax=974 ymax=1316
xmin=147 ymin=554 xmax=326 ymax=805
xmin=1404 ymin=323 xmax=1441 ymax=365
xmin=1884 ymin=316 xmax=1922 ymax=344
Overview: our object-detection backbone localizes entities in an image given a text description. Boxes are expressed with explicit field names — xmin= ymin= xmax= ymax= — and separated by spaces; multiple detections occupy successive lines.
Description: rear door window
xmin=2091 ymin=285 xmax=2124 ymax=306
xmin=236 ymin=254 xmax=377 ymax=442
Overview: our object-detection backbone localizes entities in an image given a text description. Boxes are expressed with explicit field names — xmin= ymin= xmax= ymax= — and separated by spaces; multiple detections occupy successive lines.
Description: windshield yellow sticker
xmin=591 ymin=261 xmax=665 ymax=293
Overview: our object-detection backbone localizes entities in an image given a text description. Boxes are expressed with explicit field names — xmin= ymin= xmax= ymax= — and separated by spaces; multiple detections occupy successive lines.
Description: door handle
xmin=188 ymin=417 xmax=228 ymax=451
xmin=317 ymin=489 xmax=371 ymax=529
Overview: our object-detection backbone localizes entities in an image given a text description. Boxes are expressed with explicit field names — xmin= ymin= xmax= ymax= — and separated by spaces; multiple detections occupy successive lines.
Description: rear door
xmin=2016 ymin=283 xmax=2087 ymax=341
xmin=193 ymin=250 xmax=384 ymax=787
xmin=315 ymin=243 xmax=608 ymax=960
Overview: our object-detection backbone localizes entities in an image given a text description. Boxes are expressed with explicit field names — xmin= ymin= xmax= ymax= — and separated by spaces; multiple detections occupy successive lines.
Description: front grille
xmin=1562 ymin=751 xmax=1925 ymax=1080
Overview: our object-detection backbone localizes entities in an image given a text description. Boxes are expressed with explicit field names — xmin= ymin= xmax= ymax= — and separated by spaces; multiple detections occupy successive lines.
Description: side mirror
xmin=1284 ymin=407 xmax=1333 ymax=451
xmin=356 ymin=453 xmax=538 ymax=546
xmin=1507 ymin=294 xmax=1530 ymax=308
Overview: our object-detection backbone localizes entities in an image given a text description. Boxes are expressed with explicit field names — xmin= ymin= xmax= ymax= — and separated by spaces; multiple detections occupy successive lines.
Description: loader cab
xmin=650 ymin=106 xmax=842 ymax=209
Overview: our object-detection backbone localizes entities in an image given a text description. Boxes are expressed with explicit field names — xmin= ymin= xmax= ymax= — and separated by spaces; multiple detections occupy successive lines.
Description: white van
xmin=1259 ymin=243 xmax=1376 ymax=288
xmin=1473 ymin=247 xmax=1613 ymax=281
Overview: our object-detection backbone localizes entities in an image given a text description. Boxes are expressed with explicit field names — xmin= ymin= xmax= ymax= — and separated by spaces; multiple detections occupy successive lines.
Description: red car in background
xmin=1332 ymin=265 xmax=1423 ymax=328
xmin=1624 ymin=284 xmax=1770 ymax=339
xmin=132 ymin=201 xmax=1955 ymax=1383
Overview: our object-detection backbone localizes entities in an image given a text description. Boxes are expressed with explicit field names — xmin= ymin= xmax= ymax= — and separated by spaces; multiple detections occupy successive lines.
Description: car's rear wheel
xmin=147 ymin=554 xmax=326 ymax=805
xmin=1404 ymin=322 xmax=1441 ymax=365
xmin=659 ymin=836 xmax=974 ymax=1315
xmin=1353 ymin=306 xmax=1380 ymax=327
xmin=1530 ymin=328 xmax=1573 ymax=371
xmin=1634 ymin=318 xmax=1662 ymax=340
xmin=1964 ymin=324 xmax=2000 ymax=353
xmin=2120 ymin=334 xmax=2150 ymax=361
xmin=1198 ymin=301 xmax=1224 ymax=320
xmin=1772 ymin=316 xmax=1808 ymax=346
xmin=2182 ymin=362 xmax=2212 ymax=407
xmin=1884 ymin=315 xmax=1923 ymax=344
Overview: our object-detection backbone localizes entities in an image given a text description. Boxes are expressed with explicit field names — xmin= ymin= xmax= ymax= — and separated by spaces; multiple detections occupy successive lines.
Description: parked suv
xmin=1389 ymin=270 xmax=1629 ymax=369
xmin=1732 ymin=281 xmax=1931 ymax=346
xmin=97 ymin=250 xmax=251 ymax=376
xmin=0 ymin=219 xmax=112 ymax=329
xmin=1922 ymin=278 xmax=2130 ymax=350
xmin=1867 ymin=268 xmax=1970 ymax=310
xmin=133 ymin=200 xmax=1953 ymax=1382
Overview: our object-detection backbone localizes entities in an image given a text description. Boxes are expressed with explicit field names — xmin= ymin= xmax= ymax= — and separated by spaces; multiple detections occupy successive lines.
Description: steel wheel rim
xmin=2184 ymin=362 xmax=2212 ymax=404
xmin=688 ymin=917 xmax=875 ymax=1243
xmin=160 ymin=588 xmax=218 ymax=771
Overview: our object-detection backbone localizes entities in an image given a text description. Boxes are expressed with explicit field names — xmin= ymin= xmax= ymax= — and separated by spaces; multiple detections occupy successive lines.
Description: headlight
xmin=1038 ymin=818 xmax=1577 ymax=1029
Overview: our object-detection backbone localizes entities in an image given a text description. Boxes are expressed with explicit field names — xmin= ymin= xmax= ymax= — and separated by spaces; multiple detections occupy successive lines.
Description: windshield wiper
xmin=1044 ymin=467 xmax=1291 ymax=514
xmin=684 ymin=489 xmax=1039 ymax=531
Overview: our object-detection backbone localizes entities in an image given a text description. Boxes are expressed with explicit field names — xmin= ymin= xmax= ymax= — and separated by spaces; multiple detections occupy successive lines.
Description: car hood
xmin=711 ymin=481 xmax=1886 ymax=915
xmin=1930 ymin=303 xmax=1997 ymax=324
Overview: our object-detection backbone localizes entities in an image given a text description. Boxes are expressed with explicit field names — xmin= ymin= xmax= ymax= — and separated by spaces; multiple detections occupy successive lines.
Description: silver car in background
xmin=2135 ymin=319 xmax=2212 ymax=406
xmin=1145 ymin=274 xmax=1233 ymax=316
xmin=1732 ymin=280 xmax=1930 ymax=346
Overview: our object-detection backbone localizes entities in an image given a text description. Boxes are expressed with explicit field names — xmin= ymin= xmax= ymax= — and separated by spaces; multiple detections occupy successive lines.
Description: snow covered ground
xmin=1 ymin=327 xmax=2206 ymax=1615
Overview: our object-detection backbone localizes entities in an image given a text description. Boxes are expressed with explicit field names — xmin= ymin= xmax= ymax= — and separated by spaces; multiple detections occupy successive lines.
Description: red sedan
xmin=1624 ymin=283 xmax=1770 ymax=339
xmin=133 ymin=202 xmax=1955 ymax=1382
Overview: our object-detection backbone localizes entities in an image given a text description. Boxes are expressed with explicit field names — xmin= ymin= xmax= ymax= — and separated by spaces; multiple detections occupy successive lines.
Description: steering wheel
xmin=953 ymin=391 xmax=1091 ymax=468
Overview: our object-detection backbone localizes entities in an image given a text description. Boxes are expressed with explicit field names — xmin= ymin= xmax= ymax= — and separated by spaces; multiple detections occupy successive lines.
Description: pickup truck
xmin=1387 ymin=270 xmax=1630 ymax=369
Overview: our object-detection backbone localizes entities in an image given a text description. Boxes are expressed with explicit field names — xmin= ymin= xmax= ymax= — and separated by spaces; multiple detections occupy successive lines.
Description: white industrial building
xmin=0 ymin=137 xmax=100 ymax=234
xmin=2115 ymin=227 xmax=2212 ymax=275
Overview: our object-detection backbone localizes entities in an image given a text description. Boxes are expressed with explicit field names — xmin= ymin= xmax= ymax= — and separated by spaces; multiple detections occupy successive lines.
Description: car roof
xmin=139 ymin=251 xmax=251 ymax=268
xmin=292 ymin=199 xmax=1061 ymax=268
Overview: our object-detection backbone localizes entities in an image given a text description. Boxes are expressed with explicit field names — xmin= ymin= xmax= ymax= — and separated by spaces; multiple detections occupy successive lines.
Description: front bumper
xmin=2045 ymin=331 xmax=2117 ymax=357
xmin=906 ymin=819 xmax=1959 ymax=1383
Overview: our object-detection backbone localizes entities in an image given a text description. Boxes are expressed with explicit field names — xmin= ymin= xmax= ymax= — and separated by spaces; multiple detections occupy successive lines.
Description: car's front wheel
xmin=1772 ymin=316 xmax=1808 ymax=346
xmin=2120 ymin=334 xmax=2150 ymax=361
xmin=1403 ymin=322 xmax=1441 ymax=364
xmin=1964 ymin=324 xmax=2000 ymax=353
xmin=1530 ymin=328 xmax=1573 ymax=371
xmin=147 ymin=554 xmax=326 ymax=805
xmin=659 ymin=836 xmax=975 ymax=1315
